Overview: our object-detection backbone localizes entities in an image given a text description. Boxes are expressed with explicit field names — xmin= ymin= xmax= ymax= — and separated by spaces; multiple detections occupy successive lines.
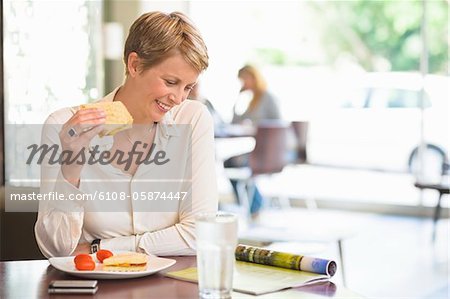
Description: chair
xmin=290 ymin=121 xmax=309 ymax=164
xmin=413 ymin=155 xmax=449 ymax=242
xmin=414 ymin=181 xmax=449 ymax=242
xmin=224 ymin=121 xmax=292 ymax=218
xmin=289 ymin=121 xmax=319 ymax=208
xmin=0 ymin=186 xmax=45 ymax=260
xmin=248 ymin=121 xmax=291 ymax=175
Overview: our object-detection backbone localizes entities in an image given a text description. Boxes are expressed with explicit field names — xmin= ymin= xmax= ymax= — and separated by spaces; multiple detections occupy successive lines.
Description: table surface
xmin=0 ymin=256 xmax=363 ymax=299
xmin=214 ymin=124 xmax=256 ymax=139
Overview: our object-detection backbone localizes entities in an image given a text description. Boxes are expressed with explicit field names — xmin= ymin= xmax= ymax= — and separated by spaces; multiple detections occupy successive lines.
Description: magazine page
xmin=165 ymin=261 xmax=329 ymax=295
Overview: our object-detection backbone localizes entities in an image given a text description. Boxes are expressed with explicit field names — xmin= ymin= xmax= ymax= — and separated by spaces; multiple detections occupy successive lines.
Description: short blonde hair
xmin=124 ymin=11 xmax=208 ymax=75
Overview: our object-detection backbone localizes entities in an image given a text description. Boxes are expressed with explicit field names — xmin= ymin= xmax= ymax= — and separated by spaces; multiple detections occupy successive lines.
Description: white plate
xmin=49 ymin=252 xmax=176 ymax=279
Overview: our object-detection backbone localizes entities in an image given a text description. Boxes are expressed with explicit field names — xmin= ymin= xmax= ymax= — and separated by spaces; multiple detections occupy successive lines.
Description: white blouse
xmin=34 ymin=87 xmax=218 ymax=257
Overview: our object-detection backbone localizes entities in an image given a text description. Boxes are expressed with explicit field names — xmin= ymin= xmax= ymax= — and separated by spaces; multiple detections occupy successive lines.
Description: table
xmin=214 ymin=124 xmax=256 ymax=139
xmin=0 ymin=256 xmax=363 ymax=298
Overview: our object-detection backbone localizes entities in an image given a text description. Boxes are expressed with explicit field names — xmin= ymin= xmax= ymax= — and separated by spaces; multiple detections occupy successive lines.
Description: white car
xmin=307 ymin=72 xmax=449 ymax=177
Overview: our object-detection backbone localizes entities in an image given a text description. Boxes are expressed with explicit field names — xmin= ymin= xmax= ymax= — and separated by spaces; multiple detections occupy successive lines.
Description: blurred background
xmin=0 ymin=1 xmax=448 ymax=299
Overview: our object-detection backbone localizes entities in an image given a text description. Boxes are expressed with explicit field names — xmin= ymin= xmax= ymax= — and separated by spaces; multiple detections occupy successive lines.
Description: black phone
xmin=48 ymin=280 xmax=98 ymax=294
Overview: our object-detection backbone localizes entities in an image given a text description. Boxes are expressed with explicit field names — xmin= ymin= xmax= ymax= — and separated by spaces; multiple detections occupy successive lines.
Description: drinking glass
xmin=196 ymin=212 xmax=238 ymax=299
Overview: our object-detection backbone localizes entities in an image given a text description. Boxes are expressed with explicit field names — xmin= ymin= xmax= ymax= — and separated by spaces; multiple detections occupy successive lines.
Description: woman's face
xmin=239 ymin=72 xmax=255 ymax=91
xmin=131 ymin=53 xmax=199 ymax=122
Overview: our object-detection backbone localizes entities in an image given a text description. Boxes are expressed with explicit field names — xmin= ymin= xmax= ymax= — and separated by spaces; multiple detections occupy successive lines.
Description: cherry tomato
xmin=74 ymin=254 xmax=92 ymax=265
xmin=75 ymin=258 xmax=96 ymax=271
xmin=96 ymin=249 xmax=113 ymax=263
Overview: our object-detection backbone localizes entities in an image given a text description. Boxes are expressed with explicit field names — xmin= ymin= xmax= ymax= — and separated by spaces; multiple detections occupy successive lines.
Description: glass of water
xmin=196 ymin=212 xmax=238 ymax=299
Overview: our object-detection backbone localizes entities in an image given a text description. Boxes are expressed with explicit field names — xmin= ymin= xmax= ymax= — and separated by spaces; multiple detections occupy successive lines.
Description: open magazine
xmin=165 ymin=244 xmax=337 ymax=295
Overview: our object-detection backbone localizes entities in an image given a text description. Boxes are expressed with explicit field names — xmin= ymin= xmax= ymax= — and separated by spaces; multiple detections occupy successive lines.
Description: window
xmin=368 ymin=89 xmax=431 ymax=109
xmin=340 ymin=88 xmax=370 ymax=108
xmin=1 ymin=0 xmax=4 ymax=185
xmin=3 ymin=1 xmax=103 ymax=186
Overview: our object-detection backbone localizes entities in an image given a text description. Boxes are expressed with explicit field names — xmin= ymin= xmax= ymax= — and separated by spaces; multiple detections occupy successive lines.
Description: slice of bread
xmin=102 ymin=252 xmax=148 ymax=272
xmin=80 ymin=101 xmax=133 ymax=137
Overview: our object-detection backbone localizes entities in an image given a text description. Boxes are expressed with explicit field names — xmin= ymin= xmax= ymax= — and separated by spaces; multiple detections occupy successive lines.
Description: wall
xmin=103 ymin=0 xmax=189 ymax=93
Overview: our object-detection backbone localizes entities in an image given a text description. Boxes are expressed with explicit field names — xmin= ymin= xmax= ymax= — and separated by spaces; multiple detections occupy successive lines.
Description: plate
xmin=49 ymin=252 xmax=176 ymax=279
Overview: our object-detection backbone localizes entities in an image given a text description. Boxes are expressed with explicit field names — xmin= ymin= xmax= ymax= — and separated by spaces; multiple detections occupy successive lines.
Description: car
xmin=306 ymin=72 xmax=449 ymax=179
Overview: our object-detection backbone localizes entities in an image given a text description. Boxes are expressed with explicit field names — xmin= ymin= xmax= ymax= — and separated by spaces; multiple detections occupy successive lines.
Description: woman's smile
xmin=155 ymin=99 xmax=172 ymax=113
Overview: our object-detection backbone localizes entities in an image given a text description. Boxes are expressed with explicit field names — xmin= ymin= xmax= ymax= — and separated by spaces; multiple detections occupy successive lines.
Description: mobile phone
xmin=48 ymin=280 xmax=98 ymax=294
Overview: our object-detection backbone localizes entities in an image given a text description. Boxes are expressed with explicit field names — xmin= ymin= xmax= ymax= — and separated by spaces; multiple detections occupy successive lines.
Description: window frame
xmin=1 ymin=0 xmax=5 ymax=186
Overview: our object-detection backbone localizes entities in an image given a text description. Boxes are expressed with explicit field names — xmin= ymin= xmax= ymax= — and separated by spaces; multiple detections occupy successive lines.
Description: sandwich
xmin=102 ymin=252 xmax=148 ymax=272
xmin=80 ymin=101 xmax=133 ymax=137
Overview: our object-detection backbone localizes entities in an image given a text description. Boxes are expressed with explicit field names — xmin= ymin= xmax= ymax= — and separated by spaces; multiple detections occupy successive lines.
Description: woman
xmin=226 ymin=65 xmax=281 ymax=217
xmin=34 ymin=11 xmax=217 ymax=257
xmin=232 ymin=65 xmax=280 ymax=125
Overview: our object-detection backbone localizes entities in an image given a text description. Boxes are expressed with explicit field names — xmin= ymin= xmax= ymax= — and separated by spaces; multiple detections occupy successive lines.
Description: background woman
xmin=232 ymin=65 xmax=280 ymax=125
xmin=226 ymin=65 xmax=281 ymax=218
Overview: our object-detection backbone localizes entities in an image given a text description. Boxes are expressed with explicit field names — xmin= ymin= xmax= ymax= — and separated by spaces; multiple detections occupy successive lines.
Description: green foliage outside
xmin=253 ymin=0 xmax=448 ymax=74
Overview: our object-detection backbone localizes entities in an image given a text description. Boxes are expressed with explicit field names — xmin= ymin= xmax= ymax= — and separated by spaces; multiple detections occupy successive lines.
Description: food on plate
xmin=74 ymin=253 xmax=92 ymax=265
xmin=74 ymin=254 xmax=95 ymax=271
xmin=102 ymin=252 xmax=148 ymax=272
xmin=80 ymin=101 xmax=133 ymax=137
xmin=96 ymin=249 xmax=113 ymax=263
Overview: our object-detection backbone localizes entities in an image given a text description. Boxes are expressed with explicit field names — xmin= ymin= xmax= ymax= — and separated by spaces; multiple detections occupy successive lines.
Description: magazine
xmin=165 ymin=244 xmax=337 ymax=295
xmin=235 ymin=244 xmax=337 ymax=276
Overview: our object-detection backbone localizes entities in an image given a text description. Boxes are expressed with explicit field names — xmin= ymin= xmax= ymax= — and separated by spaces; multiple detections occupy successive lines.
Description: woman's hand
xmin=59 ymin=108 xmax=106 ymax=186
